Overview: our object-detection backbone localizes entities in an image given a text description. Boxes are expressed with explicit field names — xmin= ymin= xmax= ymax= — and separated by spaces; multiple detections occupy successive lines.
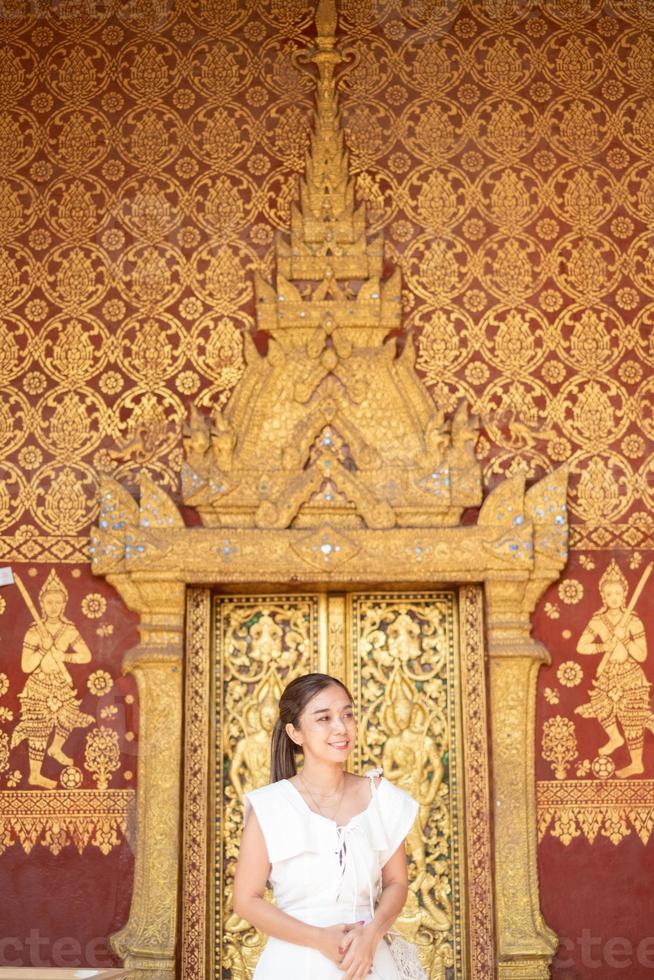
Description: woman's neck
xmin=299 ymin=759 xmax=345 ymax=794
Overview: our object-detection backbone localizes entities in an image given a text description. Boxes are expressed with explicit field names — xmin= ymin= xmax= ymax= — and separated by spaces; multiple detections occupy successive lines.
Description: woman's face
xmin=287 ymin=683 xmax=356 ymax=764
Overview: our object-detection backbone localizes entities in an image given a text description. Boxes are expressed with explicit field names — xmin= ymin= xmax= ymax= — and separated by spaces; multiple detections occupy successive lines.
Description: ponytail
xmin=269 ymin=672 xmax=353 ymax=783
xmin=270 ymin=718 xmax=299 ymax=783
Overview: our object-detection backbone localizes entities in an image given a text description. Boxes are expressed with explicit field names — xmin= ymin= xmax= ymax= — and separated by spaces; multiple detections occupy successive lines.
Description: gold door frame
xmin=95 ymin=484 xmax=567 ymax=980
xmin=182 ymin=586 xmax=494 ymax=980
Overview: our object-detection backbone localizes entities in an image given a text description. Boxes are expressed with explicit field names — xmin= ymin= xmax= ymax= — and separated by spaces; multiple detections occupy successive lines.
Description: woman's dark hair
xmin=270 ymin=673 xmax=353 ymax=783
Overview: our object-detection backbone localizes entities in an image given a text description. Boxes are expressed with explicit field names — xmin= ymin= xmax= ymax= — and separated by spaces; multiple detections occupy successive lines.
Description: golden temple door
xmin=181 ymin=585 xmax=495 ymax=980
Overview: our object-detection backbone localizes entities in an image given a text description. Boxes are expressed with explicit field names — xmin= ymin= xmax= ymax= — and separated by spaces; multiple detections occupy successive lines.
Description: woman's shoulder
xmin=246 ymin=779 xmax=291 ymax=806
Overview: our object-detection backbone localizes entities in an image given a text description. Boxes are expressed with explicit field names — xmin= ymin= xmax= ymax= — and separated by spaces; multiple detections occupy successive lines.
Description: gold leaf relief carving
xmin=122 ymin=179 xmax=175 ymax=239
xmin=352 ymin=593 xmax=461 ymax=977
xmin=57 ymin=180 xmax=98 ymax=239
xmin=565 ymin=380 xmax=622 ymax=446
xmin=56 ymin=47 xmax=98 ymax=101
xmin=619 ymin=33 xmax=654 ymax=90
xmin=129 ymin=110 xmax=173 ymax=167
xmin=542 ymin=715 xmax=578 ymax=780
xmin=41 ymin=466 xmax=93 ymax=533
xmin=0 ymin=111 xmax=31 ymax=172
xmin=572 ymin=456 xmax=625 ymax=524
xmin=48 ymin=391 xmax=95 ymax=454
xmin=202 ymin=177 xmax=246 ymax=238
xmin=565 ymin=308 xmax=615 ymax=375
xmin=478 ymin=35 xmax=533 ymax=91
xmin=195 ymin=43 xmax=243 ymax=100
xmin=0 ymin=47 xmax=25 ymax=101
xmin=408 ymin=38 xmax=458 ymax=95
xmin=556 ymin=168 xmax=613 ymax=227
xmin=130 ymin=44 xmax=170 ymax=99
xmin=0 ymin=181 xmax=25 ymax=241
xmin=477 ymin=99 xmax=535 ymax=159
xmin=54 ymin=110 xmax=106 ymax=171
xmin=405 ymin=99 xmax=465 ymax=161
xmin=622 ymin=97 xmax=654 ymax=155
xmin=551 ymin=35 xmax=602 ymax=90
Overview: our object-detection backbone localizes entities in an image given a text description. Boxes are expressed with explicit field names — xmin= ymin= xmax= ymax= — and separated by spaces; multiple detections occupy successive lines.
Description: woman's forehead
xmin=305 ymin=684 xmax=352 ymax=711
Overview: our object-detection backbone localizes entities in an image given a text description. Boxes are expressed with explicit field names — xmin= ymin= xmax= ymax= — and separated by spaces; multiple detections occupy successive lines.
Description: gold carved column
xmin=486 ymin=580 xmax=558 ymax=980
xmin=108 ymin=576 xmax=186 ymax=980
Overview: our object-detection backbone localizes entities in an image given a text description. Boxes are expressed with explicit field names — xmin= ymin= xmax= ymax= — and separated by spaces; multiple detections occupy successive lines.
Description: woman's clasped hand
xmin=314 ymin=919 xmax=378 ymax=977
xmin=335 ymin=919 xmax=380 ymax=979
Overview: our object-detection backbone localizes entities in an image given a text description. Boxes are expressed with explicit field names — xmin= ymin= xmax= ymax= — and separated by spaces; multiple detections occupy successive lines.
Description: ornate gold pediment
xmin=170 ymin=0 xmax=483 ymax=535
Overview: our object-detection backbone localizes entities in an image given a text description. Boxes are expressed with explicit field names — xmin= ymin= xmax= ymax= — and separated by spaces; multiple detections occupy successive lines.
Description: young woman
xmin=233 ymin=672 xmax=419 ymax=980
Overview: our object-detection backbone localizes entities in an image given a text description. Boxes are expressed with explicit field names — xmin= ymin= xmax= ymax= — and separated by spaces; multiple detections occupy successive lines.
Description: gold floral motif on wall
xmin=0 ymin=0 xmax=652 ymax=562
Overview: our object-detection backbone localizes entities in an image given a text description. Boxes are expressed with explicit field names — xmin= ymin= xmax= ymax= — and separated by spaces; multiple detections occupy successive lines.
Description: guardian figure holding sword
xmin=9 ymin=570 xmax=93 ymax=789
xmin=576 ymin=560 xmax=654 ymax=778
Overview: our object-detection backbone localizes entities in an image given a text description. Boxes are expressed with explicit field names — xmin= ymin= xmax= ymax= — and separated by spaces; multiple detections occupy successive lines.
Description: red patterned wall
xmin=1 ymin=0 xmax=653 ymax=975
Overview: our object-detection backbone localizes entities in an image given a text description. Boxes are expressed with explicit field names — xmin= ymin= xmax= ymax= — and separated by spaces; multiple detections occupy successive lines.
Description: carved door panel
xmin=181 ymin=586 xmax=494 ymax=980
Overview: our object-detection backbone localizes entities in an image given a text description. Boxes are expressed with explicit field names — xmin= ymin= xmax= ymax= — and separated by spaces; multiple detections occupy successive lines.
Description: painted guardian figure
xmin=11 ymin=571 xmax=93 ymax=788
xmin=575 ymin=560 xmax=653 ymax=778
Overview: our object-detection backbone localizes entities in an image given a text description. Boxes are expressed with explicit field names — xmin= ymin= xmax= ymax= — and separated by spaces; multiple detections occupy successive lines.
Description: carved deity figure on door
xmin=382 ymin=668 xmax=445 ymax=879
xmin=230 ymin=669 xmax=283 ymax=798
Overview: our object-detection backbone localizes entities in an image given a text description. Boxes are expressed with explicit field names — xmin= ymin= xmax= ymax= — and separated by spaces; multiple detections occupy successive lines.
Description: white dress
xmin=244 ymin=772 xmax=419 ymax=979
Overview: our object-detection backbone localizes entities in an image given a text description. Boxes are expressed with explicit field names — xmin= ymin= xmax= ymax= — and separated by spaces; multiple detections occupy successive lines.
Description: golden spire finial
xmin=315 ymin=0 xmax=337 ymax=43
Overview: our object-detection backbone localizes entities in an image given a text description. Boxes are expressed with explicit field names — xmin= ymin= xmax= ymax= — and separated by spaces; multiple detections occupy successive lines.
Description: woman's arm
xmin=339 ymin=841 xmax=409 ymax=980
xmin=232 ymin=808 xmax=353 ymax=965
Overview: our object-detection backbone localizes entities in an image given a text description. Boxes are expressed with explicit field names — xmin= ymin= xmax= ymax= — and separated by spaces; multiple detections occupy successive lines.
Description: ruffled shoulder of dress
xmin=363 ymin=775 xmax=419 ymax=864
xmin=244 ymin=780 xmax=334 ymax=863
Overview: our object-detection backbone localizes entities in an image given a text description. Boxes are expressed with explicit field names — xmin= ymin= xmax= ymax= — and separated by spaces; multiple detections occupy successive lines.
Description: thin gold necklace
xmin=299 ymin=771 xmax=346 ymax=820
